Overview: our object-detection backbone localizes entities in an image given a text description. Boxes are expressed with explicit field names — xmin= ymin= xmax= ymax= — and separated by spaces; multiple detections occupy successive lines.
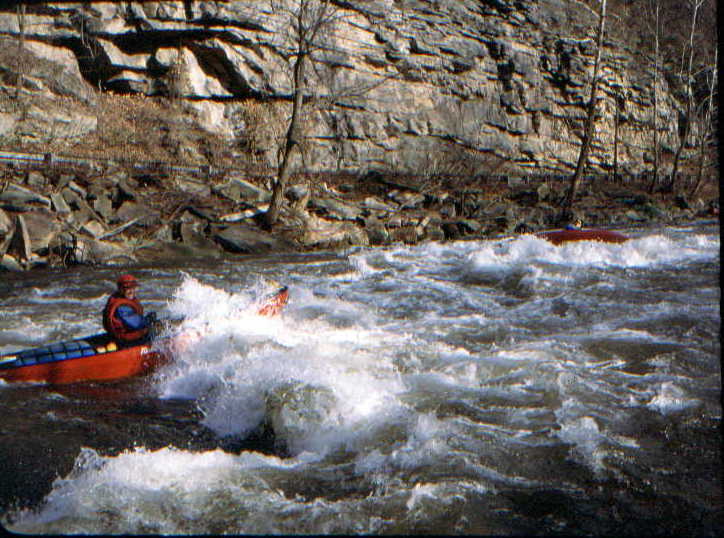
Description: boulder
xmin=388 ymin=191 xmax=426 ymax=209
xmin=286 ymin=184 xmax=310 ymax=202
xmin=214 ymin=225 xmax=290 ymax=254
xmin=74 ymin=237 xmax=136 ymax=265
xmin=7 ymin=215 xmax=31 ymax=261
xmin=26 ymin=171 xmax=47 ymax=190
xmin=113 ymin=201 xmax=160 ymax=226
xmin=0 ymin=208 xmax=12 ymax=237
xmin=213 ymin=177 xmax=271 ymax=203
xmin=176 ymin=211 xmax=218 ymax=252
xmin=422 ymin=223 xmax=445 ymax=241
xmin=117 ymin=177 xmax=139 ymax=200
xmin=363 ymin=218 xmax=390 ymax=245
xmin=92 ymin=195 xmax=115 ymax=222
xmin=309 ymin=196 xmax=362 ymax=221
xmin=299 ymin=213 xmax=369 ymax=249
xmin=388 ymin=226 xmax=418 ymax=244
xmin=362 ymin=196 xmax=395 ymax=213
xmin=219 ymin=204 xmax=269 ymax=222
xmin=176 ymin=177 xmax=212 ymax=197
xmin=1 ymin=254 xmax=23 ymax=272
xmin=134 ymin=240 xmax=223 ymax=264
xmin=50 ymin=193 xmax=71 ymax=215
xmin=62 ymin=187 xmax=98 ymax=225
xmin=80 ymin=219 xmax=107 ymax=239
xmin=22 ymin=211 xmax=63 ymax=253
xmin=0 ymin=183 xmax=51 ymax=208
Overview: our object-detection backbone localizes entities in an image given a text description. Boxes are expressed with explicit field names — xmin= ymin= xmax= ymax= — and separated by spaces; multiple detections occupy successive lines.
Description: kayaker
xmin=102 ymin=274 xmax=157 ymax=345
xmin=564 ymin=218 xmax=582 ymax=230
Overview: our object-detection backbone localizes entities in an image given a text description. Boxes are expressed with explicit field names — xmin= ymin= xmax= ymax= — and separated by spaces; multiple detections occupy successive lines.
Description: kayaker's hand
xmin=145 ymin=311 xmax=157 ymax=324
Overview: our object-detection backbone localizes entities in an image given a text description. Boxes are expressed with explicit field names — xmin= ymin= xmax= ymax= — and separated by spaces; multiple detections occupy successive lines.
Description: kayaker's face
xmin=121 ymin=286 xmax=137 ymax=299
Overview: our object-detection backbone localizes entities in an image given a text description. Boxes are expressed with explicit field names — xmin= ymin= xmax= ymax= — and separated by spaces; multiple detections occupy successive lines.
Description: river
xmin=0 ymin=222 xmax=720 ymax=535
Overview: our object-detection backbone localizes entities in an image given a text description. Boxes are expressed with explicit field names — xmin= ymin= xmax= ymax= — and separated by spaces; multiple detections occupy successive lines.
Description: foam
xmin=153 ymin=276 xmax=407 ymax=455
xmin=647 ymin=382 xmax=700 ymax=415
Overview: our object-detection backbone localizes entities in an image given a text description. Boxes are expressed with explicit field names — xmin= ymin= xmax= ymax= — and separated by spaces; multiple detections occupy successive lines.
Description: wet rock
xmin=1 ymin=254 xmax=23 ymax=272
xmin=298 ymin=212 xmax=369 ymax=249
xmin=92 ymin=195 xmax=115 ymax=222
xmin=536 ymin=182 xmax=551 ymax=202
xmin=458 ymin=218 xmax=483 ymax=234
xmin=175 ymin=177 xmax=212 ymax=198
xmin=74 ymin=237 xmax=135 ymax=265
xmin=176 ymin=211 xmax=218 ymax=252
xmin=62 ymin=187 xmax=98 ymax=225
xmin=363 ymin=218 xmax=390 ymax=245
xmin=388 ymin=191 xmax=425 ymax=209
xmin=214 ymin=224 xmax=290 ymax=253
xmin=0 ymin=208 xmax=12 ymax=238
xmin=7 ymin=215 xmax=31 ymax=261
xmin=67 ymin=181 xmax=87 ymax=198
xmin=113 ymin=201 xmax=160 ymax=227
xmin=26 ymin=171 xmax=47 ymax=190
xmin=0 ymin=183 xmax=51 ymax=208
xmin=286 ymin=184 xmax=310 ymax=203
xmin=80 ymin=219 xmax=107 ymax=239
xmin=309 ymin=197 xmax=361 ymax=221
xmin=362 ymin=196 xmax=395 ymax=213
xmin=117 ymin=176 xmax=139 ymax=201
xmin=135 ymin=240 xmax=222 ymax=264
xmin=388 ymin=225 xmax=418 ymax=244
xmin=219 ymin=205 xmax=269 ymax=223
xmin=50 ymin=193 xmax=71 ymax=215
xmin=22 ymin=211 xmax=63 ymax=254
xmin=214 ymin=177 xmax=271 ymax=204
xmin=442 ymin=221 xmax=463 ymax=240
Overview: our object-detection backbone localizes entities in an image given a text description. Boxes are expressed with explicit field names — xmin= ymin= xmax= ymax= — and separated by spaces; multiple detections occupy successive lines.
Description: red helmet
xmin=117 ymin=274 xmax=139 ymax=289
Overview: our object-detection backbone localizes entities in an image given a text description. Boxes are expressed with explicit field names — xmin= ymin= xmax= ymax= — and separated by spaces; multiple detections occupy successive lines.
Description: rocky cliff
xmin=0 ymin=0 xmax=683 ymax=177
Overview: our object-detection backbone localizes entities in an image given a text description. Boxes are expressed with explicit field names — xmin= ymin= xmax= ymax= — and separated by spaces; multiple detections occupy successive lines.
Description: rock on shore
xmin=0 ymin=163 xmax=718 ymax=272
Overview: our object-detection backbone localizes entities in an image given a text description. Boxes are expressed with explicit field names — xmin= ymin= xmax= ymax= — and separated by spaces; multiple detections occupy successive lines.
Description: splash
xmin=466 ymin=232 xmax=719 ymax=273
xmin=154 ymin=275 xmax=407 ymax=455
xmin=647 ymin=382 xmax=700 ymax=415
xmin=5 ymin=446 xmax=325 ymax=535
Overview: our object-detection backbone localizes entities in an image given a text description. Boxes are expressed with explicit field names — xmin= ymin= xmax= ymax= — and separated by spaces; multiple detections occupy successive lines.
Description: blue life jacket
xmin=115 ymin=305 xmax=149 ymax=331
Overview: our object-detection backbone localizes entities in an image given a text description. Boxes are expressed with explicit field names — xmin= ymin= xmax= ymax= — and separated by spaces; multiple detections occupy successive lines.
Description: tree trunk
xmin=691 ymin=46 xmax=717 ymax=197
xmin=564 ymin=0 xmax=607 ymax=210
xmin=613 ymin=92 xmax=620 ymax=183
xmin=265 ymin=51 xmax=306 ymax=229
xmin=14 ymin=4 xmax=26 ymax=100
xmin=668 ymin=0 xmax=703 ymax=193
xmin=648 ymin=0 xmax=661 ymax=194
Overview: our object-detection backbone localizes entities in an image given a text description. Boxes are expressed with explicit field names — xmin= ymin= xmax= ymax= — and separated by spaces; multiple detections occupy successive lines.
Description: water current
xmin=0 ymin=222 xmax=720 ymax=535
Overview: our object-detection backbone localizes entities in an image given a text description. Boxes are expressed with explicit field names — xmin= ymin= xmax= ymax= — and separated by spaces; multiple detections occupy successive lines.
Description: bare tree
xmin=668 ymin=0 xmax=704 ymax=192
xmin=647 ymin=0 xmax=661 ymax=193
xmin=264 ymin=0 xmax=341 ymax=229
xmin=612 ymin=91 xmax=624 ymax=182
xmin=691 ymin=44 xmax=717 ymax=196
xmin=14 ymin=3 xmax=26 ymax=100
xmin=563 ymin=0 xmax=607 ymax=211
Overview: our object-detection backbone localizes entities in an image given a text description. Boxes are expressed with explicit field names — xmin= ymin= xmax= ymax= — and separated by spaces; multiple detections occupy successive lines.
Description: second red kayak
xmin=537 ymin=229 xmax=629 ymax=245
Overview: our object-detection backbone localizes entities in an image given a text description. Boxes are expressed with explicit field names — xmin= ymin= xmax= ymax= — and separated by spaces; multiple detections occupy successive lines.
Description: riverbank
xmin=1 ymin=162 xmax=719 ymax=272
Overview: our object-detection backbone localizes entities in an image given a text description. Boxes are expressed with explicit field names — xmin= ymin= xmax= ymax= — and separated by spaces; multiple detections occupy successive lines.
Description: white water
xmin=3 ymin=224 xmax=720 ymax=534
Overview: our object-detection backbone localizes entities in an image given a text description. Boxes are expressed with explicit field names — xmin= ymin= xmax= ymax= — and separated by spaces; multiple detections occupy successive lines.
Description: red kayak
xmin=537 ymin=228 xmax=628 ymax=246
xmin=0 ymin=286 xmax=289 ymax=385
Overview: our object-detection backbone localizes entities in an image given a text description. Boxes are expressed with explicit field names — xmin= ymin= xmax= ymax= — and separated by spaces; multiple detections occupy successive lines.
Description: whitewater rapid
xmin=2 ymin=224 xmax=720 ymax=535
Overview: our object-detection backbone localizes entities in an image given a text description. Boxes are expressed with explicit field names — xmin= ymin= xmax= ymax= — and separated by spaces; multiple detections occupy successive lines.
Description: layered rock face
xmin=0 ymin=0 xmax=680 ymax=176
